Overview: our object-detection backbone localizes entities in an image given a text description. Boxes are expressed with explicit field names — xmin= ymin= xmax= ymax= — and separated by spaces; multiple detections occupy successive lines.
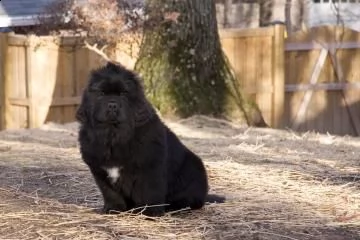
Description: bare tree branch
xmin=84 ymin=40 xmax=111 ymax=62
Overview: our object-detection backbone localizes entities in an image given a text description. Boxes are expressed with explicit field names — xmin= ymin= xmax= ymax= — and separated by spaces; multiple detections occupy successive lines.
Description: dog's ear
xmin=76 ymin=104 xmax=87 ymax=123
xmin=134 ymin=99 xmax=156 ymax=127
xmin=76 ymin=95 xmax=89 ymax=123
xmin=131 ymin=74 xmax=156 ymax=126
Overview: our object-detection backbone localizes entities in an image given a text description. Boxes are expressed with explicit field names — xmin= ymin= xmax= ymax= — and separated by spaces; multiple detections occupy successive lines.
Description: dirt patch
xmin=0 ymin=115 xmax=359 ymax=239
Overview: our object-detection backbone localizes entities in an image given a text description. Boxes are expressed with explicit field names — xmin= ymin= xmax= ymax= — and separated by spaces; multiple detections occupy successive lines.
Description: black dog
xmin=76 ymin=62 xmax=224 ymax=216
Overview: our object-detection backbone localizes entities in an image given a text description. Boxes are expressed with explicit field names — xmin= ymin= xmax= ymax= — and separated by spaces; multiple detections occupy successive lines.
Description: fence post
xmin=0 ymin=33 xmax=8 ymax=130
xmin=272 ymin=24 xmax=285 ymax=128
xmin=26 ymin=36 xmax=37 ymax=128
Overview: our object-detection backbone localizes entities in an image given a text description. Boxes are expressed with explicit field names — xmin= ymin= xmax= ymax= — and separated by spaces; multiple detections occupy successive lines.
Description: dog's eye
xmin=89 ymin=90 xmax=104 ymax=96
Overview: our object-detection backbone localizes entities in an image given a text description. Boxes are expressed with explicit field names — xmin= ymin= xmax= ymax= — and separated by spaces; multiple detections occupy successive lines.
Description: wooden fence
xmin=0 ymin=34 xmax=138 ymax=130
xmin=221 ymin=25 xmax=360 ymax=136
xmin=220 ymin=25 xmax=284 ymax=128
xmin=284 ymin=26 xmax=360 ymax=136
xmin=0 ymin=35 xmax=98 ymax=129
xmin=1 ymin=25 xmax=360 ymax=136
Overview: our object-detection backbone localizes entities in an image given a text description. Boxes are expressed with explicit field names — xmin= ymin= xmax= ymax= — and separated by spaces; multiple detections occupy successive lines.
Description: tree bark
xmin=223 ymin=0 xmax=232 ymax=28
xmin=285 ymin=0 xmax=292 ymax=36
xmin=134 ymin=0 xmax=268 ymax=127
xmin=259 ymin=0 xmax=273 ymax=27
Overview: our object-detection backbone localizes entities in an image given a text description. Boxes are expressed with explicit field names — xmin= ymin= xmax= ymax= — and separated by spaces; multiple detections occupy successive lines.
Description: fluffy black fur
xmin=76 ymin=62 xmax=224 ymax=216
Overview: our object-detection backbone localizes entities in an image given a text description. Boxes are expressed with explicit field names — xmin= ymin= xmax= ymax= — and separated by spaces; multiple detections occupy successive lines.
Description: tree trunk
xmin=259 ymin=0 xmax=273 ymax=27
xmin=223 ymin=0 xmax=232 ymax=28
xmin=134 ymin=0 xmax=268 ymax=127
xmin=285 ymin=0 xmax=292 ymax=36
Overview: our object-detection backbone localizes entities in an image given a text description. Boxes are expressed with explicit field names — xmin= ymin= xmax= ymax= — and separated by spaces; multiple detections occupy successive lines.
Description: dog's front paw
xmin=140 ymin=206 xmax=165 ymax=217
xmin=102 ymin=203 xmax=126 ymax=214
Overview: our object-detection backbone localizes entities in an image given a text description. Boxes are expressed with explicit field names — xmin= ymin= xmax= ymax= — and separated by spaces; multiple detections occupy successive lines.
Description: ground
xmin=0 ymin=115 xmax=359 ymax=240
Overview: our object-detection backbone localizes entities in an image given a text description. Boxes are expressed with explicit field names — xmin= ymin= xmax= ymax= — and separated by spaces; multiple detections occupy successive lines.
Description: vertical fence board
xmin=75 ymin=47 xmax=89 ymax=98
xmin=220 ymin=38 xmax=235 ymax=71
xmin=331 ymin=91 xmax=342 ymax=135
xmin=258 ymin=36 xmax=273 ymax=125
xmin=233 ymin=36 xmax=244 ymax=90
xmin=6 ymin=44 xmax=28 ymax=129
xmin=0 ymin=34 xmax=7 ymax=129
xmin=272 ymin=24 xmax=285 ymax=128
xmin=17 ymin=45 xmax=27 ymax=129
xmin=62 ymin=46 xmax=77 ymax=123
xmin=30 ymin=38 xmax=59 ymax=127
xmin=244 ymin=37 xmax=255 ymax=97
xmin=46 ymin=44 xmax=63 ymax=124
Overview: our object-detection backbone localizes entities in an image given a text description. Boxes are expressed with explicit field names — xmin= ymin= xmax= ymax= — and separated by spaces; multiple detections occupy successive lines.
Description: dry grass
xmin=0 ymin=115 xmax=359 ymax=240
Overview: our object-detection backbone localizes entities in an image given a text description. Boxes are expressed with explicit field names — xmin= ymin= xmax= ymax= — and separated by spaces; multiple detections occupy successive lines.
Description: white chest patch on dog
xmin=105 ymin=167 xmax=122 ymax=184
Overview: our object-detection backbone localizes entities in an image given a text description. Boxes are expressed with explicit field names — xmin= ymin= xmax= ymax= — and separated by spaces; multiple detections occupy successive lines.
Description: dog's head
xmin=76 ymin=62 xmax=154 ymax=129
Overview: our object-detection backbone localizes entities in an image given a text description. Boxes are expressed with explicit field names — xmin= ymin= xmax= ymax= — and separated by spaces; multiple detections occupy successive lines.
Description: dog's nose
xmin=107 ymin=102 xmax=119 ymax=112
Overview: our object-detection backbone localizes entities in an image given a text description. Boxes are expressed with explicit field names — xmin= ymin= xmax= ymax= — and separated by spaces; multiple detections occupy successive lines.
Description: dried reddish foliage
xmin=34 ymin=0 xmax=144 ymax=45
xmin=32 ymin=0 xmax=180 ymax=59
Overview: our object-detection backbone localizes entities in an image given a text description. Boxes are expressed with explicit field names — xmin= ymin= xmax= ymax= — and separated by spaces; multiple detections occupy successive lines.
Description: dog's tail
xmin=205 ymin=194 xmax=226 ymax=204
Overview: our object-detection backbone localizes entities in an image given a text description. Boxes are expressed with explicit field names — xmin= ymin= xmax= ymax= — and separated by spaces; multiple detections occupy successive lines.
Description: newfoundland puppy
xmin=76 ymin=62 xmax=224 ymax=216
